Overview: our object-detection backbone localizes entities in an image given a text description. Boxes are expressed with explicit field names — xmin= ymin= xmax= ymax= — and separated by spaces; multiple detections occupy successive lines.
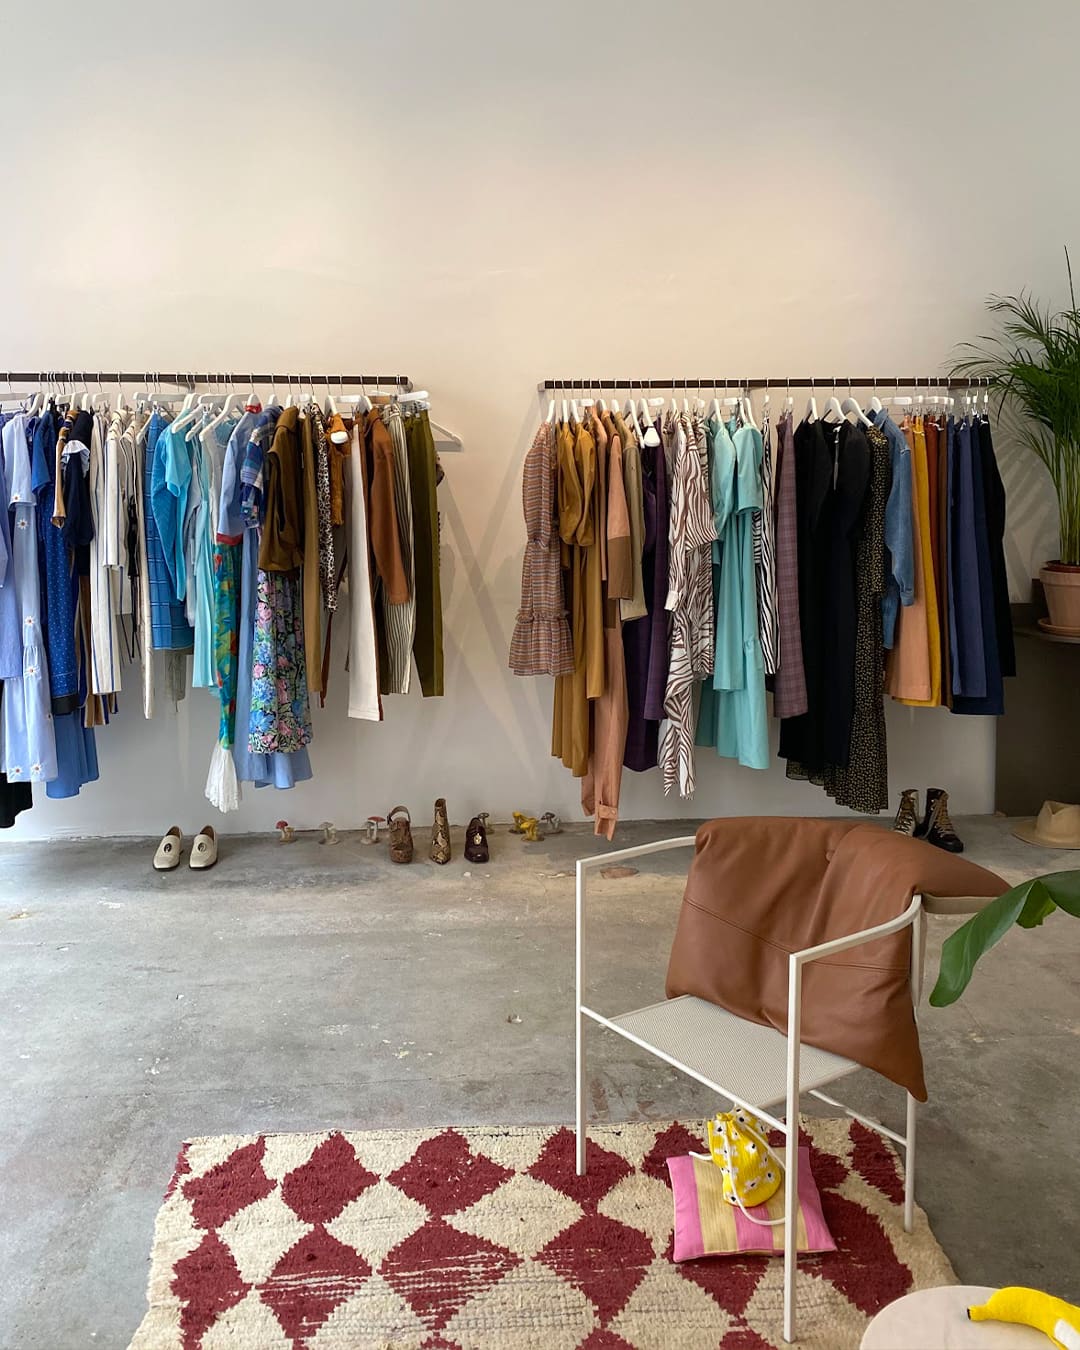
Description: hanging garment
xmin=309 ymin=404 xmax=336 ymax=615
xmin=771 ymin=409 xmax=807 ymax=719
xmin=622 ymin=431 xmax=669 ymax=772
xmin=952 ymin=417 xmax=1005 ymax=716
xmin=552 ymin=419 xmax=597 ymax=777
xmin=299 ymin=410 xmax=322 ymax=692
xmin=582 ymin=420 xmax=631 ymax=837
xmin=249 ymin=406 xmax=312 ymax=756
xmin=617 ymin=411 xmax=648 ymax=622
xmin=144 ymin=411 xmax=194 ymax=651
xmin=31 ymin=407 xmax=79 ymax=710
xmin=185 ymin=419 xmax=218 ymax=689
xmin=405 ymin=409 xmax=444 ymax=696
xmin=344 ymin=416 xmax=382 ymax=722
xmin=249 ymin=569 xmax=312 ymax=755
xmin=62 ymin=427 xmax=109 ymax=733
xmin=978 ymin=417 xmax=1015 ymax=678
xmin=154 ymin=417 xmax=194 ymax=605
xmin=698 ymin=419 xmax=769 ymax=771
xmin=925 ymin=418 xmax=948 ymax=674
xmin=885 ymin=418 xmax=935 ymax=703
xmin=88 ymin=412 xmax=134 ymax=699
xmin=755 ymin=409 xmax=780 ymax=676
xmin=231 ymin=406 xmax=311 ymax=787
xmin=379 ymin=404 xmax=417 ymax=692
xmin=939 ymin=417 xmax=954 ymax=708
xmin=822 ymin=419 xmax=872 ymax=764
xmin=779 ymin=417 xmax=832 ymax=777
xmin=874 ymin=408 xmax=914 ymax=651
xmin=1 ymin=414 xmax=57 ymax=784
xmin=363 ymin=408 xmax=409 ymax=695
xmin=658 ymin=411 xmax=717 ymax=796
xmin=0 ymin=416 xmax=19 ymax=685
xmin=130 ymin=412 xmax=154 ymax=717
xmin=509 ymin=422 xmax=573 ymax=677
xmin=697 ymin=414 xmax=735 ymax=757
xmin=0 ymin=688 xmax=33 ymax=826
xmin=949 ymin=416 xmax=984 ymax=697
xmin=824 ymin=424 xmax=891 ymax=813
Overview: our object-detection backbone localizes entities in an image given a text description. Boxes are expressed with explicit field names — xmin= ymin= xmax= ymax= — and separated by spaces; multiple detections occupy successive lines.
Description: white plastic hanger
xmin=821 ymin=377 xmax=844 ymax=423
xmin=889 ymin=378 xmax=914 ymax=409
xmin=868 ymin=378 xmax=884 ymax=415
xmin=840 ymin=379 xmax=872 ymax=427
xmin=804 ymin=379 xmax=818 ymax=422
xmin=740 ymin=389 xmax=758 ymax=430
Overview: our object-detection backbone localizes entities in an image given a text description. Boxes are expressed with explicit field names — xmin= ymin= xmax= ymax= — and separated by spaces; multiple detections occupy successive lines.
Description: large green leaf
xmin=929 ymin=871 xmax=1080 ymax=1007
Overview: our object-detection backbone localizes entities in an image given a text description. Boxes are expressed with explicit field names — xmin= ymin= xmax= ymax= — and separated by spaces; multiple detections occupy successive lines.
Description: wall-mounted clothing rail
xmin=0 ymin=371 xmax=411 ymax=387
xmin=540 ymin=376 xmax=988 ymax=390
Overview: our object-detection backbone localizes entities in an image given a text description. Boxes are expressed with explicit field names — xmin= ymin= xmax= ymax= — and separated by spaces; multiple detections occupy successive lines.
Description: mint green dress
xmin=697 ymin=421 xmax=769 ymax=770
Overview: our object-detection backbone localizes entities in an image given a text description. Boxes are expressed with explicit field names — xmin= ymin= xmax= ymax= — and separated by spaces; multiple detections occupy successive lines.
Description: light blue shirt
xmin=872 ymin=410 xmax=915 ymax=648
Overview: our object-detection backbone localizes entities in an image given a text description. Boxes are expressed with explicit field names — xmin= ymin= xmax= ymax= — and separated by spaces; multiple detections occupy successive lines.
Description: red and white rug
xmin=129 ymin=1118 xmax=954 ymax=1349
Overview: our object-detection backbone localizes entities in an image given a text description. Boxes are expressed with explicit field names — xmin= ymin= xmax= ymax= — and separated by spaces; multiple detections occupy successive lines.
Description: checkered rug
xmin=129 ymin=1118 xmax=954 ymax=1349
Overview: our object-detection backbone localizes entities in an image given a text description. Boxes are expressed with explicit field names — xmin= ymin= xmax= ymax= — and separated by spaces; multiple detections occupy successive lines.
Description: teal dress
xmin=697 ymin=416 xmax=735 ymax=749
xmin=697 ymin=421 xmax=769 ymax=770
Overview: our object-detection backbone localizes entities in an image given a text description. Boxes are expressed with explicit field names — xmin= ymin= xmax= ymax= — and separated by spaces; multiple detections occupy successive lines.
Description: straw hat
xmin=1012 ymin=801 xmax=1080 ymax=849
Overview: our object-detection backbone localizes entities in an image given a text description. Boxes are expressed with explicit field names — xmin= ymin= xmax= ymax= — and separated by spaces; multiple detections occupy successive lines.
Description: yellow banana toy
xmin=969 ymin=1287 xmax=1080 ymax=1350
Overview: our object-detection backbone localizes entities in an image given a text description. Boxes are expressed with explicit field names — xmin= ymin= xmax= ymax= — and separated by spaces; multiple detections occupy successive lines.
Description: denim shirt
xmin=872 ymin=410 xmax=914 ymax=648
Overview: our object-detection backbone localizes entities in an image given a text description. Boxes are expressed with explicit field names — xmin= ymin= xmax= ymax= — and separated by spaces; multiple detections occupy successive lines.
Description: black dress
xmin=779 ymin=418 xmax=832 ymax=777
xmin=978 ymin=417 xmax=1016 ymax=678
xmin=823 ymin=420 xmax=871 ymax=769
xmin=825 ymin=424 xmax=891 ymax=812
xmin=781 ymin=418 xmax=870 ymax=785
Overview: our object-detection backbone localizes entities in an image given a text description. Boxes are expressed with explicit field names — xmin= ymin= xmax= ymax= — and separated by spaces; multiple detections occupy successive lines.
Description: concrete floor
xmin=1 ymin=815 xmax=1078 ymax=1348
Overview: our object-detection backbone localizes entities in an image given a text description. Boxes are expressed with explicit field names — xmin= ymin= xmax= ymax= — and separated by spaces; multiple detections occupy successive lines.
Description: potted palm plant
xmin=957 ymin=254 xmax=1080 ymax=631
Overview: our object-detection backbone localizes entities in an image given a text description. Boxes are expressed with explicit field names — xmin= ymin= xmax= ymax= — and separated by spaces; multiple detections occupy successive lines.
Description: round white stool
xmin=861 ymin=1286 xmax=1050 ymax=1349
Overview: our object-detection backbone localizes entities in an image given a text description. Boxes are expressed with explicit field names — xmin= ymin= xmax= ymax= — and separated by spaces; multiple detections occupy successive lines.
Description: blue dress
xmin=29 ymin=406 xmax=98 ymax=798
xmin=698 ymin=420 xmax=769 ymax=770
xmin=1 ymin=414 xmax=57 ymax=784
xmin=145 ymin=411 xmax=194 ymax=650
xmin=0 ymin=414 xmax=20 ymax=682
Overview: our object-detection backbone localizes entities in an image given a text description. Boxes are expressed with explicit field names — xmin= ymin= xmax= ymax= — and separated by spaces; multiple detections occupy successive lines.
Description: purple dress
xmin=622 ymin=431 xmax=671 ymax=771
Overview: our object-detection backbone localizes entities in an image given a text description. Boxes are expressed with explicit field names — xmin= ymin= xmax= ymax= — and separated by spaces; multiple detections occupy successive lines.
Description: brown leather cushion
xmin=665 ymin=818 xmax=1007 ymax=1101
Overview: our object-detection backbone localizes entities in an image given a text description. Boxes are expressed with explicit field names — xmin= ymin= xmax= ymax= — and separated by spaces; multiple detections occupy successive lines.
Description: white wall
xmin=1 ymin=0 xmax=1068 ymax=840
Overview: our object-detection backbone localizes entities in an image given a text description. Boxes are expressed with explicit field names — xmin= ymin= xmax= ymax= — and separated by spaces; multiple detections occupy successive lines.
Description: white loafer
xmin=153 ymin=827 xmax=183 ymax=871
xmin=189 ymin=825 xmax=218 ymax=870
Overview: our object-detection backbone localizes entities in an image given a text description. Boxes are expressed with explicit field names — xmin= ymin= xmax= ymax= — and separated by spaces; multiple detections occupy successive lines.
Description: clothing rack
xmin=0 ymin=371 xmax=411 ymax=388
xmin=539 ymin=376 xmax=988 ymax=391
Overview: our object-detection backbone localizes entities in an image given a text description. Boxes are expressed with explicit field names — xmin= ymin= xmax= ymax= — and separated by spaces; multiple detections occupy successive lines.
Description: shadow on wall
xmin=993 ymin=405 xmax=1060 ymax=597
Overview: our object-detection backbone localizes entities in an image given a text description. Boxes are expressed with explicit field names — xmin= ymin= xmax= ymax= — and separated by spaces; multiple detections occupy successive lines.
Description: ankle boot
xmin=920 ymin=788 xmax=964 ymax=853
xmin=893 ymin=789 xmax=920 ymax=837
xmin=464 ymin=812 xmax=489 ymax=864
xmin=430 ymin=798 xmax=451 ymax=864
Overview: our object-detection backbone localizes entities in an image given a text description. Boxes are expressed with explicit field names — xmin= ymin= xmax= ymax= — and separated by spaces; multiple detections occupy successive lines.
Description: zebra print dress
xmin=755 ymin=411 xmax=780 ymax=675
xmin=658 ymin=411 xmax=718 ymax=797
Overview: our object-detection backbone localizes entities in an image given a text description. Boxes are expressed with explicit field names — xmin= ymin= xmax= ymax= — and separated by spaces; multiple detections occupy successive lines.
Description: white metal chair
xmin=575 ymin=836 xmax=926 ymax=1345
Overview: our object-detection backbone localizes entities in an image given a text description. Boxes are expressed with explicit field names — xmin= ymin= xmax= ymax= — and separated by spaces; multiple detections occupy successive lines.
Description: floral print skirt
xmin=213 ymin=541 xmax=241 ymax=746
xmin=248 ymin=568 xmax=312 ymax=756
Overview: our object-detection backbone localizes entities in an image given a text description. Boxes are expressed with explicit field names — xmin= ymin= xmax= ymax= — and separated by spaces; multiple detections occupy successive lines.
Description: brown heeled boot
xmin=430 ymin=798 xmax=451 ymax=864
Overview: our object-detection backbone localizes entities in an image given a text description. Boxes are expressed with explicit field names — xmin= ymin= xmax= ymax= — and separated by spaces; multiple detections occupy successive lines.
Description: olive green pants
xmin=404 ymin=410 xmax=444 ymax=696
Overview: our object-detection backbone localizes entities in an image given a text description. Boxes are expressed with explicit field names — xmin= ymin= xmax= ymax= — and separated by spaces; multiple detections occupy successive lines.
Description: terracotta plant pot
xmin=1040 ymin=561 xmax=1080 ymax=632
